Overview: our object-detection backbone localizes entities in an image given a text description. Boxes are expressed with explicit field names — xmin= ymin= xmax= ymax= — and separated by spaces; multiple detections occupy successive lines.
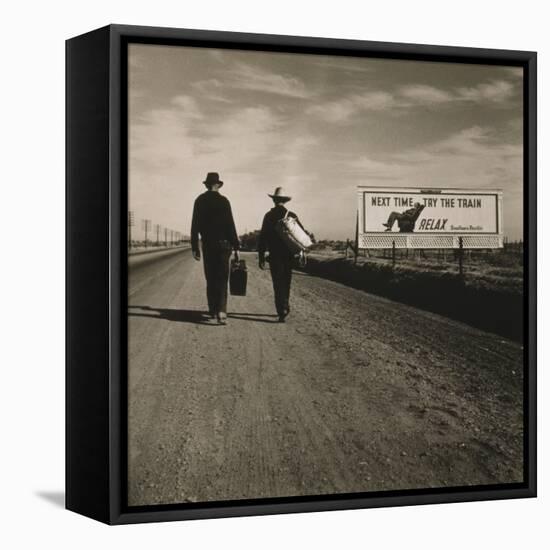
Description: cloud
xmin=131 ymin=101 xmax=283 ymax=174
xmin=399 ymin=84 xmax=454 ymax=104
xmin=456 ymin=79 xmax=515 ymax=103
xmin=306 ymin=99 xmax=356 ymax=123
xmin=190 ymin=79 xmax=233 ymax=103
xmin=227 ymin=63 xmax=314 ymax=98
xmin=308 ymin=78 xmax=520 ymax=123
xmin=311 ymin=58 xmax=374 ymax=74
xmin=170 ymin=95 xmax=204 ymax=118
xmin=503 ymin=67 xmax=523 ymax=79
xmin=349 ymin=126 xmax=521 ymax=179
xmin=201 ymin=106 xmax=285 ymax=162
xmin=353 ymin=91 xmax=396 ymax=110
xmin=306 ymin=91 xmax=396 ymax=122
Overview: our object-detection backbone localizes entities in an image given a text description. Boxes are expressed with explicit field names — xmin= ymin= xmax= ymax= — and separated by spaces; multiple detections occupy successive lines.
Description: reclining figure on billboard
xmin=383 ymin=203 xmax=425 ymax=232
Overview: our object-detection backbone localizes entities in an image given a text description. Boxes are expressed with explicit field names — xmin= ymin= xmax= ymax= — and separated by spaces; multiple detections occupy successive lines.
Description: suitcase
xmin=275 ymin=211 xmax=313 ymax=254
xmin=229 ymin=257 xmax=248 ymax=296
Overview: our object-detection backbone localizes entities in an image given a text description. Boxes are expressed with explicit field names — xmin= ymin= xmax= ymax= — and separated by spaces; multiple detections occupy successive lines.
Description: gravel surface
xmin=127 ymin=249 xmax=523 ymax=506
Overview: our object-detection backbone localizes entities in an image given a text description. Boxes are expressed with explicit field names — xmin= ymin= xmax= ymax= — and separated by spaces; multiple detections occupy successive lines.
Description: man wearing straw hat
xmin=191 ymin=172 xmax=240 ymax=325
xmin=258 ymin=187 xmax=306 ymax=323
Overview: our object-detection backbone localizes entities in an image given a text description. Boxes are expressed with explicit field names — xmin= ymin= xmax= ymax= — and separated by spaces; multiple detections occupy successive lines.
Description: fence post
xmin=354 ymin=212 xmax=359 ymax=265
xmin=392 ymin=240 xmax=396 ymax=268
xmin=458 ymin=236 xmax=464 ymax=276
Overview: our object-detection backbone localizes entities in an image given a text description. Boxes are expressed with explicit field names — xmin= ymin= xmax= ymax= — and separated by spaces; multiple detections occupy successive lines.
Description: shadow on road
xmin=129 ymin=305 xmax=213 ymax=325
xmin=228 ymin=312 xmax=279 ymax=324
xmin=129 ymin=306 xmax=279 ymax=325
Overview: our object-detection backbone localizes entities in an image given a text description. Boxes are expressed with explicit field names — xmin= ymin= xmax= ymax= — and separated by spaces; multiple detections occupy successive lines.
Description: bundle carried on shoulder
xmin=275 ymin=211 xmax=313 ymax=255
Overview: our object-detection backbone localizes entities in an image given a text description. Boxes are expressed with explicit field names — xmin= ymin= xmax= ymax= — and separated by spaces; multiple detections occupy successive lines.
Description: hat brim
xmin=204 ymin=180 xmax=223 ymax=186
xmin=268 ymin=194 xmax=291 ymax=201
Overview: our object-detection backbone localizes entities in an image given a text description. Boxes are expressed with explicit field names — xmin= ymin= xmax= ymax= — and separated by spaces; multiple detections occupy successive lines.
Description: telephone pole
xmin=155 ymin=224 xmax=161 ymax=247
xmin=142 ymin=219 xmax=152 ymax=248
xmin=128 ymin=211 xmax=134 ymax=249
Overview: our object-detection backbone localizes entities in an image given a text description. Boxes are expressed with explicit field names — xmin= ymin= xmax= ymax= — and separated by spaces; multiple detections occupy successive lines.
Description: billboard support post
xmin=392 ymin=240 xmax=396 ymax=268
xmin=458 ymin=236 xmax=464 ymax=276
xmin=354 ymin=212 xmax=359 ymax=265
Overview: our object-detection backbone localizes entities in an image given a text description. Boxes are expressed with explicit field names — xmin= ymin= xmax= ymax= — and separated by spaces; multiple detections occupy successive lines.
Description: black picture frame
xmin=66 ymin=24 xmax=537 ymax=525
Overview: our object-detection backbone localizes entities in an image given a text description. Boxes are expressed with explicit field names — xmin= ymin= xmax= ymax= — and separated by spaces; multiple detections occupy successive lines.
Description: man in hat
xmin=258 ymin=187 xmax=306 ymax=323
xmin=191 ymin=172 xmax=240 ymax=325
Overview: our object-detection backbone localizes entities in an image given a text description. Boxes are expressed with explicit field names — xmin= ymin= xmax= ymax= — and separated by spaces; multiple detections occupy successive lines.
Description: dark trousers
xmin=202 ymin=240 xmax=232 ymax=314
xmin=385 ymin=211 xmax=403 ymax=229
xmin=269 ymin=256 xmax=293 ymax=316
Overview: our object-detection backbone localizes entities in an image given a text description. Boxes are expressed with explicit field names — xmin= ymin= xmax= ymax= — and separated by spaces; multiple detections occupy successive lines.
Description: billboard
xmin=357 ymin=187 xmax=503 ymax=249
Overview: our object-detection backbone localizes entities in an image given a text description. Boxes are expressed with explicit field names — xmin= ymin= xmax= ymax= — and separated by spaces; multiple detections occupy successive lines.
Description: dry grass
xmin=311 ymin=248 xmax=523 ymax=295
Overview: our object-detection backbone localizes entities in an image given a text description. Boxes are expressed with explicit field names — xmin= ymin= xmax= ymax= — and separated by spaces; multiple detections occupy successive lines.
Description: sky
xmin=128 ymin=44 xmax=524 ymax=241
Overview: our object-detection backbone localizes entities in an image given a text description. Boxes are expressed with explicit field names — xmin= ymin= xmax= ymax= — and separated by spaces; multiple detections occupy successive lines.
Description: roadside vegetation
xmin=301 ymin=246 xmax=524 ymax=342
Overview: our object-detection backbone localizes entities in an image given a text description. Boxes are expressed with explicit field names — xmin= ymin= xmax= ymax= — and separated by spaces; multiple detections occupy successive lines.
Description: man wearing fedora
xmin=191 ymin=172 xmax=240 ymax=325
xmin=258 ymin=187 xmax=306 ymax=323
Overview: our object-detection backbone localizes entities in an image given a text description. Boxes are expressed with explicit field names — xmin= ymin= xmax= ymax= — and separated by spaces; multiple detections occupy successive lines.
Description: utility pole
xmin=164 ymin=227 xmax=168 ymax=247
xmin=142 ymin=219 xmax=151 ymax=248
xmin=128 ymin=211 xmax=134 ymax=249
xmin=155 ymin=224 xmax=161 ymax=247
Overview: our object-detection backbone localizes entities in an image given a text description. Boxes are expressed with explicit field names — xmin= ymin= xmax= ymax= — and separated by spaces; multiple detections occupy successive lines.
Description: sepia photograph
xmin=126 ymin=42 xmax=526 ymax=507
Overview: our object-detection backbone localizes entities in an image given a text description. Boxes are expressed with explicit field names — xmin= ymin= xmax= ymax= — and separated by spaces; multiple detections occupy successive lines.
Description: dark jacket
xmin=258 ymin=205 xmax=305 ymax=262
xmin=403 ymin=204 xmax=425 ymax=220
xmin=191 ymin=191 xmax=239 ymax=253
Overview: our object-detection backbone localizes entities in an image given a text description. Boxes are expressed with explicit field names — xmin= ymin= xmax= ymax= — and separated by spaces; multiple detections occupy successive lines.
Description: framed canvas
xmin=66 ymin=24 xmax=537 ymax=524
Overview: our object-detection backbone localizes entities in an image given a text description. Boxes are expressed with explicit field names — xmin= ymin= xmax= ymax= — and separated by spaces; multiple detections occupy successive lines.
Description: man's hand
xmin=192 ymin=250 xmax=201 ymax=261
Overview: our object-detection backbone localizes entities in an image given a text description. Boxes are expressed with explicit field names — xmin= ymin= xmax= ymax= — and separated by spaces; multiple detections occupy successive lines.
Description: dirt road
xmin=128 ymin=249 xmax=523 ymax=506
